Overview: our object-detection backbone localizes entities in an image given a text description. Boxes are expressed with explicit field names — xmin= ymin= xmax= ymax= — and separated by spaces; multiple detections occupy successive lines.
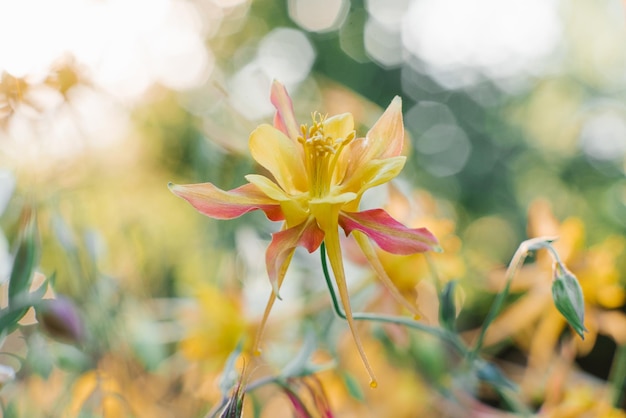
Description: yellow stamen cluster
xmin=297 ymin=112 xmax=356 ymax=198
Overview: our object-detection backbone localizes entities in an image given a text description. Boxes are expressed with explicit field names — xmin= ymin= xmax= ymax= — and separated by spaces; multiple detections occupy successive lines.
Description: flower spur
xmin=169 ymin=81 xmax=439 ymax=387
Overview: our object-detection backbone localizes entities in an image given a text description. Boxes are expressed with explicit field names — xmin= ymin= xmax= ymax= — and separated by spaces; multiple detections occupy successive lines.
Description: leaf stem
xmin=609 ymin=344 xmax=626 ymax=408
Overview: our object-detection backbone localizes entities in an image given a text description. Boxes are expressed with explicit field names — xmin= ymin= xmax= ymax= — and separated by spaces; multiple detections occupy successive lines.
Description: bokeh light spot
xmin=415 ymin=124 xmax=471 ymax=177
xmin=289 ymin=0 xmax=349 ymax=33
xmin=257 ymin=27 xmax=316 ymax=85
xmin=402 ymin=0 xmax=561 ymax=88
xmin=579 ymin=109 xmax=626 ymax=162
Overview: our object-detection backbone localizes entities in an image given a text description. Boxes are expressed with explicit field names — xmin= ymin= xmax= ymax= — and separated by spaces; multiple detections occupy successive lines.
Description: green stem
xmin=609 ymin=344 xmax=626 ymax=407
xmin=470 ymin=240 xmax=535 ymax=358
xmin=425 ymin=253 xmax=443 ymax=297
xmin=319 ymin=243 xmax=467 ymax=355
xmin=470 ymin=237 xmax=566 ymax=358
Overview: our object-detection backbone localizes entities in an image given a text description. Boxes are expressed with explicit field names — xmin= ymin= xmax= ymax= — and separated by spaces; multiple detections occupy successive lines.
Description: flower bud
xmin=35 ymin=296 xmax=84 ymax=344
xmin=552 ymin=264 xmax=587 ymax=339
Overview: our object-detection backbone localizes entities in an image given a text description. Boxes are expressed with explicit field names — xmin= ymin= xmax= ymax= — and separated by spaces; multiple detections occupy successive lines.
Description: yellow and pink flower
xmin=169 ymin=81 xmax=438 ymax=386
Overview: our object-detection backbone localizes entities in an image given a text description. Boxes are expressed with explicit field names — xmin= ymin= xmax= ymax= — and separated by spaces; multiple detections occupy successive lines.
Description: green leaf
xmin=474 ymin=359 xmax=516 ymax=391
xmin=280 ymin=328 xmax=316 ymax=379
xmin=341 ymin=371 xmax=364 ymax=402
xmin=0 ymin=271 xmax=47 ymax=335
xmin=8 ymin=212 xmax=39 ymax=303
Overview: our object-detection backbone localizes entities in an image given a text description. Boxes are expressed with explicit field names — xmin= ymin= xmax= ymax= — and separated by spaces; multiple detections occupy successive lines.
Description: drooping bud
xmin=551 ymin=263 xmax=587 ymax=339
xmin=35 ymin=296 xmax=84 ymax=344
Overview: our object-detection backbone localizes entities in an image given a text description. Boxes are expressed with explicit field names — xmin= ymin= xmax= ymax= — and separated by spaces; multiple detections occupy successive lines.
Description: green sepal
xmin=552 ymin=265 xmax=587 ymax=339
xmin=439 ymin=280 xmax=457 ymax=331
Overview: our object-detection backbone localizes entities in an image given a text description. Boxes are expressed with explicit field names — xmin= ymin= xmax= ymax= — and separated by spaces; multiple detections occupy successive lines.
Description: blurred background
xmin=1 ymin=0 xmax=625 ymax=416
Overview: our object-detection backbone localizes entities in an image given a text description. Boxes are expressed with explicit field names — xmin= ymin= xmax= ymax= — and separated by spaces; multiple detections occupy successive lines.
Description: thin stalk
xmin=425 ymin=253 xmax=443 ymax=296
xmin=609 ymin=344 xmax=626 ymax=408
xmin=320 ymin=243 xmax=467 ymax=355
xmin=470 ymin=240 xmax=536 ymax=358
xmin=471 ymin=237 xmax=566 ymax=358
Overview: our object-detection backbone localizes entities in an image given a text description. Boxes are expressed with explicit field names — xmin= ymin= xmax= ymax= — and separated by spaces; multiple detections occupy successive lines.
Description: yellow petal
xmin=340 ymin=156 xmax=406 ymax=200
xmin=366 ymin=96 xmax=404 ymax=159
xmin=353 ymin=231 xmax=423 ymax=317
xmin=245 ymin=174 xmax=292 ymax=201
xmin=323 ymin=113 xmax=354 ymax=142
xmin=342 ymin=97 xmax=404 ymax=179
xmin=323 ymin=222 xmax=377 ymax=387
xmin=249 ymin=124 xmax=307 ymax=193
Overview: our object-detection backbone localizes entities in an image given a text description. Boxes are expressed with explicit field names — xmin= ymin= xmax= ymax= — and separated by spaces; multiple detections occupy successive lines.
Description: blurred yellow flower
xmin=484 ymin=199 xmax=626 ymax=369
xmin=539 ymin=383 xmax=626 ymax=418
xmin=179 ymin=284 xmax=249 ymax=366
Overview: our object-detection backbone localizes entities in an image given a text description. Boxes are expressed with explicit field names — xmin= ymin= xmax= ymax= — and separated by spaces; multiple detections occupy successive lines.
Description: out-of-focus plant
xmin=168 ymin=81 xmax=610 ymax=416
xmin=483 ymin=200 xmax=626 ymax=370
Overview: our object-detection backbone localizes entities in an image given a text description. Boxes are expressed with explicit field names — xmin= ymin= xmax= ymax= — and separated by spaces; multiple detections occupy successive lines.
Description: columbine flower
xmin=169 ymin=81 xmax=438 ymax=386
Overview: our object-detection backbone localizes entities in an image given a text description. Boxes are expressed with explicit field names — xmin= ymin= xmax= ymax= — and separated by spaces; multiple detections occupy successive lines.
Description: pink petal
xmin=339 ymin=209 xmax=438 ymax=254
xmin=168 ymin=182 xmax=284 ymax=221
xmin=266 ymin=218 xmax=324 ymax=297
xmin=270 ymin=80 xmax=300 ymax=141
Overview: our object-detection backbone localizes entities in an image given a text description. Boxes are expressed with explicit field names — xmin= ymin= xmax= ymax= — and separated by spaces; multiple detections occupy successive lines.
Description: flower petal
xmin=245 ymin=174 xmax=292 ymax=201
xmin=323 ymin=224 xmax=377 ymax=387
xmin=168 ymin=182 xmax=284 ymax=221
xmin=366 ymin=96 xmax=404 ymax=158
xmin=342 ymin=97 xmax=404 ymax=178
xmin=352 ymin=231 xmax=424 ymax=318
xmin=339 ymin=209 xmax=439 ymax=254
xmin=324 ymin=113 xmax=354 ymax=142
xmin=253 ymin=219 xmax=324 ymax=356
xmin=339 ymin=157 xmax=406 ymax=199
xmin=266 ymin=217 xmax=325 ymax=297
xmin=249 ymin=124 xmax=307 ymax=193
xmin=246 ymin=174 xmax=310 ymax=226
xmin=270 ymin=80 xmax=300 ymax=141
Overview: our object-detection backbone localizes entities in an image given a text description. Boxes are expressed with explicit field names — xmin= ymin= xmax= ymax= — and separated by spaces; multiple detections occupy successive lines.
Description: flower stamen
xmin=297 ymin=113 xmax=356 ymax=198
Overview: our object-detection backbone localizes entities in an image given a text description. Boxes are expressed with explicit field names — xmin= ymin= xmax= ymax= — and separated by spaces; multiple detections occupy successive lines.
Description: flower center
xmin=297 ymin=112 xmax=355 ymax=198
